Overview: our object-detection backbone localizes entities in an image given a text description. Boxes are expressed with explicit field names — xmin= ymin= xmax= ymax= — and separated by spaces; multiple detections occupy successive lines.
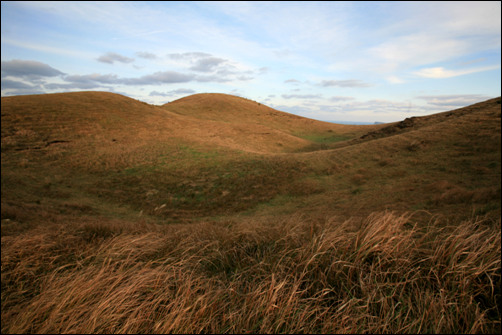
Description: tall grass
xmin=2 ymin=211 xmax=500 ymax=334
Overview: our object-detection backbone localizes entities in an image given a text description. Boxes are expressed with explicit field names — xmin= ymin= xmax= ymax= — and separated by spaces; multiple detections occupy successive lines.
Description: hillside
xmin=163 ymin=93 xmax=386 ymax=152
xmin=1 ymin=92 xmax=501 ymax=334
xmin=1 ymin=91 xmax=500 ymax=221
xmin=1 ymin=92 xmax=383 ymax=155
xmin=290 ymin=97 xmax=501 ymax=221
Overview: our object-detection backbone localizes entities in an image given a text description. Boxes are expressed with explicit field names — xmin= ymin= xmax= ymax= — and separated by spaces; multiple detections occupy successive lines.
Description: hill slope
xmin=287 ymin=97 xmax=501 ymax=221
xmin=163 ymin=93 xmax=382 ymax=151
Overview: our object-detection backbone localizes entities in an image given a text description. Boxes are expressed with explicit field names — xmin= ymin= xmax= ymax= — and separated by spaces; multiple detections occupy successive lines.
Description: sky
xmin=1 ymin=1 xmax=501 ymax=123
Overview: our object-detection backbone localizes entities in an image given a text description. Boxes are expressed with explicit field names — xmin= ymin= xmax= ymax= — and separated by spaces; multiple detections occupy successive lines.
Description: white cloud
xmin=417 ymin=94 xmax=492 ymax=108
xmin=330 ymin=2 xmax=501 ymax=76
xmin=413 ymin=65 xmax=500 ymax=79
xmin=367 ymin=33 xmax=471 ymax=73
xmin=386 ymin=76 xmax=405 ymax=84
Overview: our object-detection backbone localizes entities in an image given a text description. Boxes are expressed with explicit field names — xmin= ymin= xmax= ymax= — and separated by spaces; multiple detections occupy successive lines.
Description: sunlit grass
xmin=1 ymin=212 xmax=500 ymax=333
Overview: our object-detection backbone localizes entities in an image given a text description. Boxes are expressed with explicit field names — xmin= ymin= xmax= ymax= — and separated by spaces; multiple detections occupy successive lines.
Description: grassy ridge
xmin=1 ymin=92 xmax=501 ymax=333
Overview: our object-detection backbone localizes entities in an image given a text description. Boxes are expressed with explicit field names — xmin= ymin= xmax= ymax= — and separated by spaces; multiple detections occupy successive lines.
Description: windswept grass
xmin=2 ymin=212 xmax=500 ymax=334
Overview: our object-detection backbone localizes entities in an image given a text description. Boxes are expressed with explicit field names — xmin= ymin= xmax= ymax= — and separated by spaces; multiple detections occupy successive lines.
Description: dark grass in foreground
xmin=2 ymin=211 xmax=500 ymax=334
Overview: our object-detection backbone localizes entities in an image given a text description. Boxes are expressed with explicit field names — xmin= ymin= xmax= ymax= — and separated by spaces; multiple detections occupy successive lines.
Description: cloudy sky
xmin=1 ymin=1 xmax=501 ymax=123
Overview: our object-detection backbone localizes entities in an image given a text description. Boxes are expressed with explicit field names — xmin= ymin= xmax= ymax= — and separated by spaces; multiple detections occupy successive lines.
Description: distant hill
xmin=1 ymin=91 xmax=383 ymax=154
xmin=161 ymin=92 xmax=384 ymax=152
xmin=163 ymin=93 xmax=353 ymax=132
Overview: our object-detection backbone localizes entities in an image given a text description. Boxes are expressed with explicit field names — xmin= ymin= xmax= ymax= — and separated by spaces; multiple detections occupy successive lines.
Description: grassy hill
xmin=163 ymin=93 xmax=374 ymax=144
xmin=1 ymin=92 xmax=501 ymax=333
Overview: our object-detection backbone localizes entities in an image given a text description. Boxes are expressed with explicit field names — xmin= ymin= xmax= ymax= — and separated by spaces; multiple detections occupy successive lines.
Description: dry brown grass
xmin=1 ymin=212 xmax=500 ymax=334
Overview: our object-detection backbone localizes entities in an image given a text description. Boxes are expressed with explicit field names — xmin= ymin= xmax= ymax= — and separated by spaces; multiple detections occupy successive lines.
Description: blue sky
xmin=1 ymin=1 xmax=501 ymax=123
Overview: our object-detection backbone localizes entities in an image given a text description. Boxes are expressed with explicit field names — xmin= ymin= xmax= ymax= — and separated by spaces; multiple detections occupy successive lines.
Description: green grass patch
xmin=293 ymin=132 xmax=353 ymax=152
xmin=295 ymin=132 xmax=351 ymax=144
xmin=91 ymin=154 xmax=307 ymax=218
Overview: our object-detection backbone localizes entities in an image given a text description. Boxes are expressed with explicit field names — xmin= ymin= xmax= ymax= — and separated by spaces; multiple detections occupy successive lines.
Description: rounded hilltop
xmin=162 ymin=92 xmax=369 ymax=135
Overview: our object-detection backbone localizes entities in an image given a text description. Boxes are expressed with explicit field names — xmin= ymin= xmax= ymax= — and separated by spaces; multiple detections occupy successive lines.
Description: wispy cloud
xmin=330 ymin=2 xmax=501 ymax=76
xmin=189 ymin=57 xmax=229 ymax=73
xmin=330 ymin=96 xmax=355 ymax=102
xmin=281 ymin=94 xmax=322 ymax=100
xmin=0 ymin=58 xmax=252 ymax=94
xmin=413 ymin=65 xmax=500 ymax=79
xmin=1 ymin=77 xmax=45 ymax=96
xmin=367 ymin=33 xmax=470 ymax=73
xmin=169 ymin=52 xmax=239 ymax=74
xmin=417 ymin=94 xmax=492 ymax=108
xmin=44 ymin=73 xmax=120 ymax=90
xmin=97 ymin=52 xmax=134 ymax=64
xmin=1 ymin=78 xmax=38 ymax=89
xmin=319 ymin=80 xmax=371 ymax=88
xmin=276 ymin=97 xmax=440 ymax=123
xmin=135 ymin=52 xmax=158 ymax=60
xmin=166 ymin=51 xmax=255 ymax=81
xmin=149 ymin=88 xmax=196 ymax=97
xmin=168 ymin=52 xmax=212 ymax=61
xmin=1 ymin=38 xmax=95 ymax=59
xmin=64 ymin=73 xmax=120 ymax=84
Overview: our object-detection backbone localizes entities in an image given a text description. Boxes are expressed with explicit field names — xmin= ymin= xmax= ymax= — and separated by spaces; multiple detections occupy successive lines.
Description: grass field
xmin=1 ymin=92 xmax=501 ymax=333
